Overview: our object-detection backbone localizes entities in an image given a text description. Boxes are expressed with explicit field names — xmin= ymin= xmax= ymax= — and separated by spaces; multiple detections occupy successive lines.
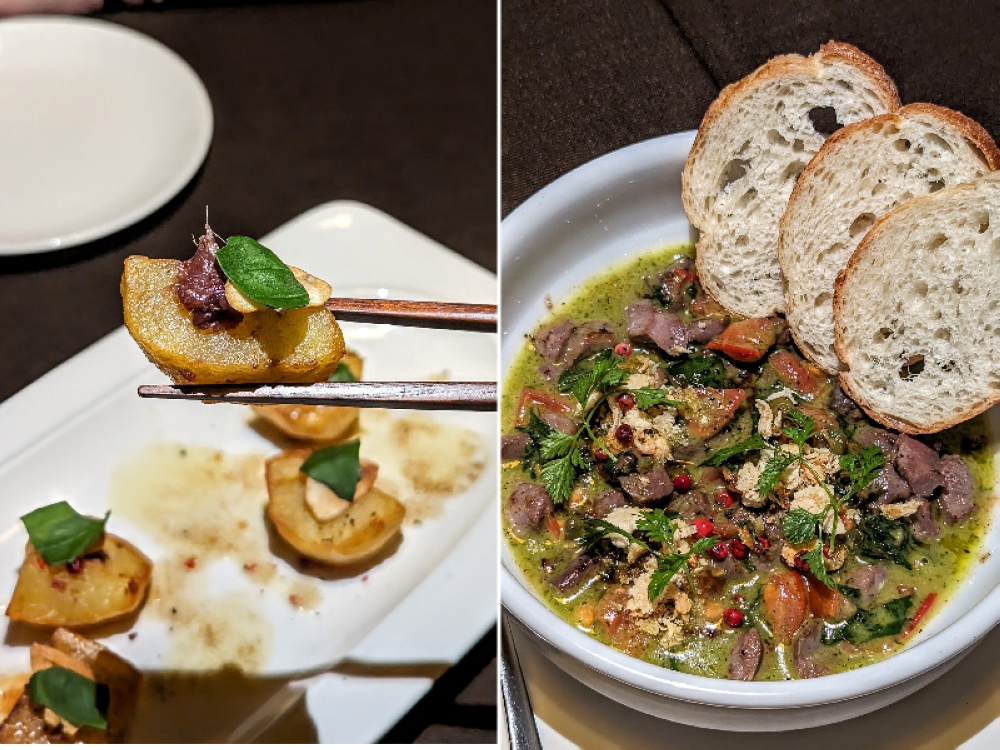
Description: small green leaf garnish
xmin=756 ymin=449 xmax=798 ymax=498
xmin=631 ymin=388 xmax=683 ymax=410
xmin=300 ymin=440 xmax=362 ymax=501
xmin=840 ymin=445 xmax=887 ymax=498
xmin=635 ymin=509 xmax=676 ymax=546
xmin=558 ymin=350 xmax=628 ymax=407
xmin=539 ymin=429 xmax=576 ymax=460
xmin=782 ymin=507 xmax=822 ymax=545
xmin=782 ymin=407 xmax=818 ymax=446
xmin=540 ymin=454 xmax=576 ymax=505
xmin=702 ymin=433 xmax=768 ymax=466
xmin=28 ymin=667 xmax=109 ymax=730
xmin=21 ymin=502 xmax=108 ymax=566
xmin=327 ymin=362 xmax=358 ymax=382
xmin=802 ymin=545 xmax=835 ymax=588
xmin=823 ymin=595 xmax=914 ymax=645
xmin=584 ymin=512 xmax=717 ymax=602
xmin=856 ymin=513 xmax=914 ymax=569
xmin=668 ymin=355 xmax=729 ymax=388
xmin=215 ymin=236 xmax=309 ymax=310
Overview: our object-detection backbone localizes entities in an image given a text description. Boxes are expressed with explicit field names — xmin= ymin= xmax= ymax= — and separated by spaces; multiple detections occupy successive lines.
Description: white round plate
xmin=0 ymin=17 xmax=213 ymax=254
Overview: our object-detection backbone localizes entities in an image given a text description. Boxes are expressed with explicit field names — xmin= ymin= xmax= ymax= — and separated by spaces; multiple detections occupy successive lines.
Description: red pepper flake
xmin=243 ymin=563 xmax=257 ymax=573
xmin=184 ymin=557 xmax=197 ymax=569
xmin=51 ymin=579 xmax=66 ymax=591
xmin=362 ymin=574 xmax=369 ymax=583
xmin=546 ymin=515 xmax=563 ymax=539
xmin=289 ymin=594 xmax=301 ymax=607
xmin=902 ymin=592 xmax=938 ymax=640
xmin=37 ymin=559 xmax=46 ymax=569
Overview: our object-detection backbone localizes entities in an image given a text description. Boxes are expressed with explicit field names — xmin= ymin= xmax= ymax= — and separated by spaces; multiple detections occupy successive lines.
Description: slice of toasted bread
xmin=683 ymin=41 xmax=900 ymax=317
xmin=781 ymin=104 xmax=1000 ymax=373
xmin=834 ymin=173 xmax=1000 ymax=433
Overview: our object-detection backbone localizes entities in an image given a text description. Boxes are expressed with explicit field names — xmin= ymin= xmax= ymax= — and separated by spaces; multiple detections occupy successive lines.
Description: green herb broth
xmin=502 ymin=244 xmax=997 ymax=680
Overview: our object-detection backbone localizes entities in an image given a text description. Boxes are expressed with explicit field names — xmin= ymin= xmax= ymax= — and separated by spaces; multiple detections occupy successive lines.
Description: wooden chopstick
xmin=138 ymin=381 xmax=497 ymax=411
xmin=324 ymin=298 xmax=496 ymax=332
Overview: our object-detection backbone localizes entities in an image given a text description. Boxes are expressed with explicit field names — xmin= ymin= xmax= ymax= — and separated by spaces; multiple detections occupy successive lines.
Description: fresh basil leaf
xmin=327 ymin=362 xmax=358 ymax=383
xmin=702 ymin=433 xmax=768 ymax=466
xmin=856 ymin=513 xmax=914 ymax=569
xmin=21 ymin=502 xmax=108 ymax=566
xmin=300 ymin=441 xmax=362 ymax=501
xmin=215 ymin=236 xmax=309 ymax=310
xmin=782 ymin=508 xmax=821 ymax=545
xmin=28 ymin=667 xmax=108 ymax=730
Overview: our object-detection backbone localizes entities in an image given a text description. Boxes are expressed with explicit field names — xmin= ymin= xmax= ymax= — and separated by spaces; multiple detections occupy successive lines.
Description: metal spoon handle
xmin=500 ymin=610 xmax=543 ymax=750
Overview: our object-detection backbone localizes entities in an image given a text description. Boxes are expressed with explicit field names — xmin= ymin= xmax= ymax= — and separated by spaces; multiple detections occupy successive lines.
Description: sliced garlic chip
xmin=224 ymin=266 xmax=332 ymax=313
xmin=303 ymin=459 xmax=379 ymax=522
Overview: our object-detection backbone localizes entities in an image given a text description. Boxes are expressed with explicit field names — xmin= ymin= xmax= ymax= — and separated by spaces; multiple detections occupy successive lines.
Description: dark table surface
xmin=503 ymin=0 xmax=1000 ymax=216
xmin=0 ymin=0 xmax=496 ymax=744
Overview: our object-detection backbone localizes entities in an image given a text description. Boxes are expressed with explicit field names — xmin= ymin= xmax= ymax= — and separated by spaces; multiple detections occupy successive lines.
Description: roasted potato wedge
xmin=121 ymin=256 xmax=346 ymax=384
xmin=0 ymin=629 xmax=140 ymax=743
xmin=266 ymin=449 xmax=405 ymax=564
xmin=253 ymin=351 xmax=363 ymax=442
xmin=6 ymin=536 xmax=152 ymax=628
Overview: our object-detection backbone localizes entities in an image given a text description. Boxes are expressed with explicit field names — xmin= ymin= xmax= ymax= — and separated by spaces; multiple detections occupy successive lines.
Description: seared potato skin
xmin=121 ymin=256 xmax=346 ymax=384
xmin=253 ymin=352 xmax=363 ymax=443
xmin=266 ymin=450 xmax=405 ymax=565
xmin=6 ymin=536 xmax=152 ymax=628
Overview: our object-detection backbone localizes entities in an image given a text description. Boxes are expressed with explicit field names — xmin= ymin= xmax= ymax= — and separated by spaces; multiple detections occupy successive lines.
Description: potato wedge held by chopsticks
xmin=6 ymin=536 xmax=152 ymax=628
xmin=253 ymin=352 xmax=363 ymax=443
xmin=266 ymin=449 xmax=405 ymax=565
xmin=121 ymin=256 xmax=345 ymax=385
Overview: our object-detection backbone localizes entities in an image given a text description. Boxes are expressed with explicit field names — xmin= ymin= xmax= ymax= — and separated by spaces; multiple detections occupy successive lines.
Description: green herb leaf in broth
xmin=856 ymin=513 xmax=914 ymax=569
xmin=631 ymin=388 xmax=683 ymax=411
xmin=782 ymin=508 xmax=821 ymax=545
xmin=21 ymin=502 xmax=109 ymax=566
xmin=782 ymin=407 xmax=818 ymax=448
xmin=300 ymin=440 xmax=362 ymax=501
xmin=756 ymin=450 xmax=797 ymax=498
xmin=840 ymin=445 xmax=887 ymax=500
xmin=28 ymin=667 xmax=109 ymax=730
xmin=649 ymin=554 xmax=687 ymax=601
xmin=702 ymin=433 xmax=768 ymax=467
xmin=803 ymin=545 xmax=835 ymax=588
xmin=540 ymin=454 xmax=576 ymax=505
xmin=636 ymin=509 xmax=676 ymax=546
xmin=539 ymin=429 xmax=576 ymax=460
xmin=668 ymin=355 xmax=729 ymax=388
xmin=826 ymin=595 xmax=915 ymax=645
xmin=215 ymin=236 xmax=309 ymax=310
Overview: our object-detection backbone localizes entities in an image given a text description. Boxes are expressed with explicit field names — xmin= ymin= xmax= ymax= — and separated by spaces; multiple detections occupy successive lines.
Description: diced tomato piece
xmin=707 ymin=318 xmax=784 ymax=362
xmin=768 ymin=350 xmax=823 ymax=400
xmin=681 ymin=387 xmax=747 ymax=439
xmin=692 ymin=293 xmax=725 ymax=317
xmin=796 ymin=405 xmax=839 ymax=432
xmin=515 ymin=387 xmax=573 ymax=427
xmin=763 ymin=571 xmax=808 ymax=641
xmin=595 ymin=587 xmax=650 ymax=656
xmin=546 ymin=515 xmax=563 ymax=539
xmin=805 ymin=575 xmax=856 ymax=620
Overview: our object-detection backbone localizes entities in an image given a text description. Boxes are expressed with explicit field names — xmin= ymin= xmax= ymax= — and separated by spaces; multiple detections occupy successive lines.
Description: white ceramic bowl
xmin=500 ymin=130 xmax=1000 ymax=731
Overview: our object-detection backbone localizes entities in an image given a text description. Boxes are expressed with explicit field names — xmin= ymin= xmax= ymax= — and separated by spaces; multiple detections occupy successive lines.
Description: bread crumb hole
xmin=973 ymin=212 xmax=990 ymax=233
xmin=737 ymin=188 xmax=757 ymax=208
xmin=925 ymin=133 xmax=953 ymax=153
xmin=792 ymin=139 xmax=804 ymax=152
xmin=782 ymin=162 xmax=806 ymax=182
xmin=849 ymin=213 xmax=877 ymax=238
xmin=899 ymin=355 xmax=924 ymax=381
xmin=913 ymin=280 xmax=929 ymax=296
xmin=872 ymin=182 xmax=887 ymax=197
xmin=934 ymin=328 xmax=951 ymax=341
xmin=815 ymin=292 xmax=831 ymax=307
xmin=736 ymin=236 xmax=748 ymax=247
xmin=928 ymin=179 xmax=945 ymax=193
xmin=893 ymin=138 xmax=911 ymax=152
xmin=808 ymin=107 xmax=841 ymax=137
xmin=767 ymin=129 xmax=789 ymax=147
xmin=928 ymin=234 xmax=947 ymax=250
xmin=875 ymin=327 xmax=893 ymax=343
xmin=883 ymin=123 xmax=900 ymax=137
xmin=720 ymin=159 xmax=749 ymax=190
xmin=953 ymin=278 xmax=966 ymax=294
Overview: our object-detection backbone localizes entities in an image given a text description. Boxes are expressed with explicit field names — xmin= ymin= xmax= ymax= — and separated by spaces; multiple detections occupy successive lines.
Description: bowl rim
xmin=500 ymin=129 xmax=1000 ymax=708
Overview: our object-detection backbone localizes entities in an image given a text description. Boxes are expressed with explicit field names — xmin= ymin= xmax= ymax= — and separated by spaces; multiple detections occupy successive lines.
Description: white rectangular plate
xmin=0 ymin=201 xmax=498 ymax=741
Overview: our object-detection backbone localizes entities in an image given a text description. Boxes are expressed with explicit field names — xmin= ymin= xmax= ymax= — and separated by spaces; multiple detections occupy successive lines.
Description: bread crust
xmin=780 ymin=102 xmax=1000 ymax=374
xmin=832 ymin=179 xmax=1000 ymax=433
xmin=684 ymin=41 xmax=900 ymax=317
